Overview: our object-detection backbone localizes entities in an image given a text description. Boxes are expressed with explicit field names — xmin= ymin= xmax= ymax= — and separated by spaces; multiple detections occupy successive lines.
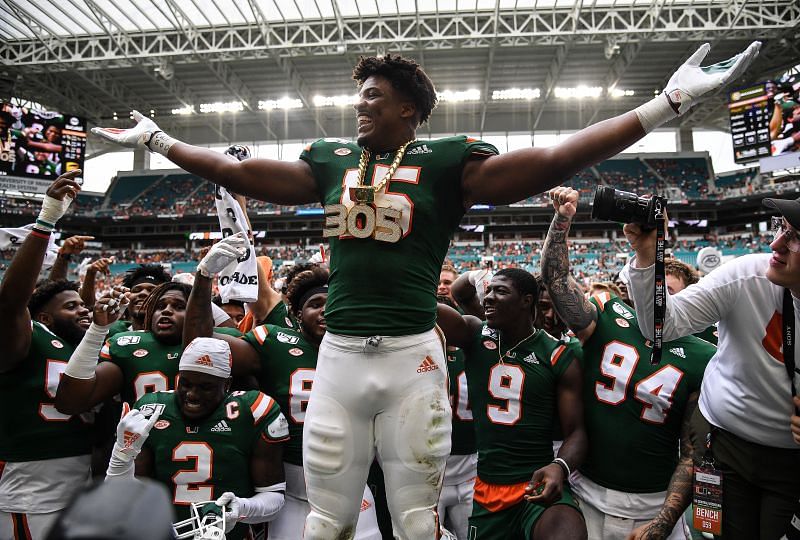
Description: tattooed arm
xmin=626 ymin=392 xmax=699 ymax=540
xmin=541 ymin=187 xmax=598 ymax=344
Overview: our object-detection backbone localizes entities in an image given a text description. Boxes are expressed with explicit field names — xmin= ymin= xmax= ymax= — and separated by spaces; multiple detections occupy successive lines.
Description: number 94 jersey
xmin=301 ymin=137 xmax=497 ymax=338
xmin=135 ymin=390 xmax=289 ymax=540
xmin=580 ymin=293 xmax=715 ymax=493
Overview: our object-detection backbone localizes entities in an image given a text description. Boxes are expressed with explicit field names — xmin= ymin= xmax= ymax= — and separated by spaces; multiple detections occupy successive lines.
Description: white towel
xmin=0 ymin=224 xmax=59 ymax=270
xmin=214 ymin=185 xmax=258 ymax=303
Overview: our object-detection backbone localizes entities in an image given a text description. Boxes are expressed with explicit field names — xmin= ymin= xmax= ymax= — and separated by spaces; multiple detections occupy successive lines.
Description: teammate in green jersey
xmin=104 ymin=337 xmax=289 ymax=540
xmin=665 ymin=259 xmax=719 ymax=345
xmin=93 ymin=43 xmax=759 ymax=539
xmin=0 ymin=171 xmax=99 ymax=538
xmin=56 ymin=281 xmax=197 ymax=415
xmin=542 ymin=187 xmax=716 ymax=540
xmin=185 ymin=256 xmax=382 ymax=539
xmin=437 ymin=268 xmax=587 ymax=540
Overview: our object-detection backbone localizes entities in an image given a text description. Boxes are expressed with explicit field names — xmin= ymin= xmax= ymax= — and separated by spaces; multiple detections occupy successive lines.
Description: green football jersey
xmin=446 ymin=347 xmax=476 ymax=456
xmin=243 ymin=324 xmax=318 ymax=466
xmin=580 ymin=293 xmax=715 ymax=493
xmin=0 ymin=322 xmax=93 ymax=461
xmin=106 ymin=319 xmax=133 ymax=338
xmin=552 ymin=336 xmax=583 ymax=441
xmin=262 ymin=301 xmax=295 ymax=329
xmin=694 ymin=324 xmax=719 ymax=345
xmin=463 ymin=323 xmax=575 ymax=484
xmin=301 ymin=137 xmax=497 ymax=336
xmin=100 ymin=331 xmax=182 ymax=405
xmin=136 ymin=390 xmax=288 ymax=540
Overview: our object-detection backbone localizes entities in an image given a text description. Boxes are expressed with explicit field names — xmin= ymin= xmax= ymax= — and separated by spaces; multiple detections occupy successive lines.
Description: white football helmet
xmin=173 ymin=501 xmax=227 ymax=540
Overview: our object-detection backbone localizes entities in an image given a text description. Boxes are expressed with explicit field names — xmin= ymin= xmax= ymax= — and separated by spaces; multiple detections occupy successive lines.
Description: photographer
xmin=624 ymin=195 xmax=800 ymax=539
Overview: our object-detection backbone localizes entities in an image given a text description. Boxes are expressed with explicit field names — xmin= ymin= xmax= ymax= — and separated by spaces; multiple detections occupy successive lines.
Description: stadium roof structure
xmin=1 ymin=0 xmax=799 ymax=153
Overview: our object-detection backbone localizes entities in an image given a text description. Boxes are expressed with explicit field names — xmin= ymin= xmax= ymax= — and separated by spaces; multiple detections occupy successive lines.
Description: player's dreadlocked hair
xmin=665 ymin=258 xmax=699 ymax=287
xmin=280 ymin=262 xmax=317 ymax=295
xmin=352 ymin=54 xmax=438 ymax=125
xmin=122 ymin=264 xmax=171 ymax=289
xmin=286 ymin=266 xmax=330 ymax=316
xmin=142 ymin=282 xmax=192 ymax=331
xmin=495 ymin=268 xmax=539 ymax=315
xmin=28 ymin=280 xmax=79 ymax=318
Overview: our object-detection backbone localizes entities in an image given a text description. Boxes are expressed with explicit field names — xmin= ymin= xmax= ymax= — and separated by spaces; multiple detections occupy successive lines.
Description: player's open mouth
xmin=77 ymin=316 xmax=91 ymax=327
xmin=357 ymin=115 xmax=372 ymax=130
xmin=182 ymin=401 xmax=202 ymax=413
xmin=156 ymin=318 xmax=174 ymax=329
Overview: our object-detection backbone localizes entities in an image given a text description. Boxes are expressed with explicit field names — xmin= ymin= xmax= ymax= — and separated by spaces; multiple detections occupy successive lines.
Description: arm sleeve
xmin=626 ymin=256 xmax=736 ymax=341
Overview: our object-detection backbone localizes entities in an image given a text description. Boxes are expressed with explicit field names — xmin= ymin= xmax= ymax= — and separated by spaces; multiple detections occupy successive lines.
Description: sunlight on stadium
xmin=1 ymin=1 xmax=799 ymax=539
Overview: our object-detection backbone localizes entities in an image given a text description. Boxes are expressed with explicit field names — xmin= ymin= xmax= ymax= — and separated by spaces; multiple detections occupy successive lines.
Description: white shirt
xmin=627 ymin=253 xmax=800 ymax=449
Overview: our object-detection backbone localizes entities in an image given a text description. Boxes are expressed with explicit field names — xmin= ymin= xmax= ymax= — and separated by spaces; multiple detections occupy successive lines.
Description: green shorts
xmin=467 ymin=485 xmax=580 ymax=540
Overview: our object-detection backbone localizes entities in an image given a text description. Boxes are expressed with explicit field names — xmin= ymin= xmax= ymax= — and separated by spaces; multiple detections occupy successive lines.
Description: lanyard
xmin=650 ymin=215 xmax=666 ymax=365
xmin=783 ymin=289 xmax=797 ymax=413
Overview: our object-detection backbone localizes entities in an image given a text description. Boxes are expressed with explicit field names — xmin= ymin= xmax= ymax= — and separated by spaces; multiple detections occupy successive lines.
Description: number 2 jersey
xmin=463 ymin=324 xmax=575 ymax=484
xmin=301 ymin=137 xmax=497 ymax=337
xmin=135 ymin=390 xmax=289 ymax=540
xmin=580 ymin=293 xmax=715 ymax=493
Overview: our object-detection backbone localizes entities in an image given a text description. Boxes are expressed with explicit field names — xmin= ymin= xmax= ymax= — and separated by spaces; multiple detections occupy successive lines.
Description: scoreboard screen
xmin=728 ymin=83 xmax=772 ymax=164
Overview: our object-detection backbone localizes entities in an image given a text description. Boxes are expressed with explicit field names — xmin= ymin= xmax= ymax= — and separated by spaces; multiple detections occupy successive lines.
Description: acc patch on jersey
xmin=51 ymin=339 xmax=64 ymax=349
xmin=482 ymin=340 xmax=498 ymax=350
xmin=133 ymin=348 xmax=149 ymax=357
xmin=334 ymin=147 xmax=352 ymax=156
xmin=277 ymin=332 xmax=300 ymax=345
xmin=615 ymin=318 xmax=630 ymax=328
xmin=153 ymin=420 xmax=170 ymax=430
xmin=116 ymin=335 xmax=141 ymax=346
xmin=288 ymin=348 xmax=304 ymax=357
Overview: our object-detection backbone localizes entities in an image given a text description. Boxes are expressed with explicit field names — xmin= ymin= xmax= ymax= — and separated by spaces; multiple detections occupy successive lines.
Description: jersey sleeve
xmin=247 ymin=391 xmax=290 ymax=444
xmin=463 ymin=137 xmax=499 ymax=160
xmin=547 ymin=336 xmax=575 ymax=379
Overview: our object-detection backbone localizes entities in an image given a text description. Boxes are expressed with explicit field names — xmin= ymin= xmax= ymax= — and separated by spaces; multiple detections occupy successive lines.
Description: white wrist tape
xmin=634 ymin=93 xmax=677 ymax=133
xmin=147 ymin=131 xmax=177 ymax=157
xmin=37 ymin=195 xmax=72 ymax=231
xmin=239 ymin=483 xmax=286 ymax=524
xmin=105 ymin=448 xmax=136 ymax=481
xmin=64 ymin=322 xmax=110 ymax=379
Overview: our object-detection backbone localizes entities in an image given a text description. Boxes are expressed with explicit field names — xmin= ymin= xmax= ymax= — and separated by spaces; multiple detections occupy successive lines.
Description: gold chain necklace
xmin=497 ymin=329 xmax=537 ymax=364
xmin=350 ymin=139 xmax=415 ymax=204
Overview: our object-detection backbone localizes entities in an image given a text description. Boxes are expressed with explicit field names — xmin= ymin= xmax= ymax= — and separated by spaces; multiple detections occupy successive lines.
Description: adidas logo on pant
xmin=211 ymin=420 xmax=232 ymax=432
xmin=417 ymin=356 xmax=439 ymax=373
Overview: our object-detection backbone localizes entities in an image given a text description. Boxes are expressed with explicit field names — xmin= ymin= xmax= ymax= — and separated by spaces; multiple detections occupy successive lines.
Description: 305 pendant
xmin=350 ymin=186 xmax=375 ymax=204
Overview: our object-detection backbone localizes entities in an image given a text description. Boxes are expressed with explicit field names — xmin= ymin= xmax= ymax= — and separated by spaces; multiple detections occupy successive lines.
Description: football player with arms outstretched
xmin=436 ymin=268 xmax=588 ymax=540
xmin=542 ymin=187 xmax=716 ymax=540
xmin=0 ymin=171 xmax=122 ymax=538
xmin=93 ymin=43 xmax=758 ymax=539
xmin=183 ymin=242 xmax=382 ymax=540
xmin=105 ymin=337 xmax=289 ymax=540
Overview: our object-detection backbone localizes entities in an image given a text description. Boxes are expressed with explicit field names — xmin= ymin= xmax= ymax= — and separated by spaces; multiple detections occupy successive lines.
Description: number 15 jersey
xmin=301 ymin=137 xmax=497 ymax=337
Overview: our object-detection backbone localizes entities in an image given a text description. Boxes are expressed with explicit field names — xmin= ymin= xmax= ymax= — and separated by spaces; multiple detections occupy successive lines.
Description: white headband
xmin=179 ymin=337 xmax=232 ymax=379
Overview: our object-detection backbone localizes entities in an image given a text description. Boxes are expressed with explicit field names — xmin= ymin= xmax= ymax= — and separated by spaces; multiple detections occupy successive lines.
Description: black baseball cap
xmin=763 ymin=196 xmax=800 ymax=231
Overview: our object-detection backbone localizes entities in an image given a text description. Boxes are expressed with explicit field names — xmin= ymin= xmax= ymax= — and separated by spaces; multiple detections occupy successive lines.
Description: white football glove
xmin=112 ymin=402 xmax=161 ymax=463
xmin=91 ymin=110 xmax=162 ymax=149
xmin=664 ymin=41 xmax=761 ymax=116
xmin=197 ymin=232 xmax=249 ymax=278
xmin=214 ymin=492 xmax=241 ymax=533
xmin=467 ymin=269 xmax=494 ymax=304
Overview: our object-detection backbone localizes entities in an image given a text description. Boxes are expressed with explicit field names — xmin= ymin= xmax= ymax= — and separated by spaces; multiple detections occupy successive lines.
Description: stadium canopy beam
xmin=586 ymin=41 xmax=645 ymax=126
xmin=532 ymin=43 xmax=572 ymax=131
xmin=246 ymin=0 xmax=328 ymax=138
xmin=162 ymin=0 xmax=283 ymax=142
xmin=3 ymin=2 xmax=797 ymax=67
xmin=478 ymin=0 xmax=501 ymax=134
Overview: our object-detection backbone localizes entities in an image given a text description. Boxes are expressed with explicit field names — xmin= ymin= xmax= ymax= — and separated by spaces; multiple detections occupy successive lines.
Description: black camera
xmin=591 ymin=186 xmax=666 ymax=230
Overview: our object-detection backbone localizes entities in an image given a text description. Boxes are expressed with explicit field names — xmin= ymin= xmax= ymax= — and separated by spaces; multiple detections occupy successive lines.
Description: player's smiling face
xmin=150 ymin=289 xmax=187 ymax=345
xmin=299 ymin=292 xmax=327 ymax=345
xmin=176 ymin=370 xmax=228 ymax=421
xmin=355 ymin=75 xmax=416 ymax=151
xmin=483 ymin=276 xmax=533 ymax=330
xmin=41 ymin=290 xmax=91 ymax=347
